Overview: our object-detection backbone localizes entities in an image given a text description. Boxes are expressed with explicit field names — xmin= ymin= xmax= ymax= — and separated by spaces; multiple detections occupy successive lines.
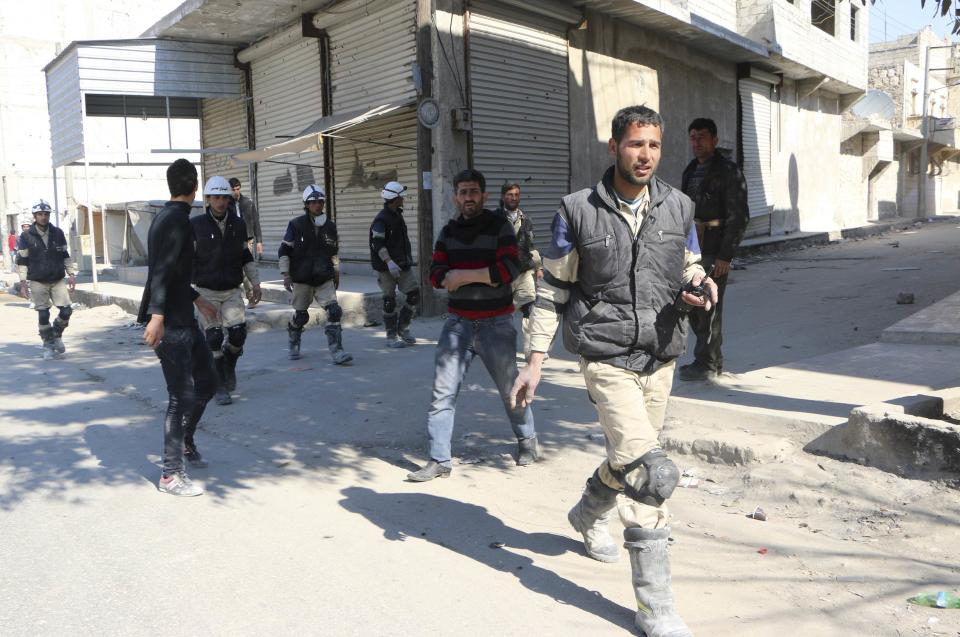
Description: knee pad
xmin=226 ymin=324 xmax=247 ymax=349
xmin=382 ymin=295 xmax=397 ymax=316
xmin=58 ymin=305 xmax=73 ymax=322
xmin=325 ymin=302 xmax=343 ymax=324
xmin=38 ymin=308 xmax=51 ymax=325
xmin=291 ymin=310 xmax=310 ymax=328
xmin=520 ymin=302 xmax=533 ymax=318
xmin=403 ymin=287 xmax=420 ymax=309
xmin=619 ymin=449 xmax=680 ymax=508
xmin=204 ymin=326 xmax=224 ymax=352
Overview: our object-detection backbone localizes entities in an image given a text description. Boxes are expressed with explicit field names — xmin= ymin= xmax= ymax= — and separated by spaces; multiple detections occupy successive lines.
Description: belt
xmin=695 ymin=219 xmax=723 ymax=228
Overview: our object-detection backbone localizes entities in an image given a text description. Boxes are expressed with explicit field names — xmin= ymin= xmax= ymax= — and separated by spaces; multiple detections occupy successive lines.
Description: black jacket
xmin=495 ymin=207 xmax=537 ymax=272
xmin=236 ymin=194 xmax=262 ymax=243
xmin=17 ymin=223 xmax=70 ymax=283
xmin=369 ymin=205 xmax=413 ymax=272
xmin=680 ymin=154 xmax=749 ymax=262
xmin=138 ymin=201 xmax=199 ymax=327
xmin=279 ymin=214 xmax=339 ymax=286
xmin=191 ymin=208 xmax=253 ymax=291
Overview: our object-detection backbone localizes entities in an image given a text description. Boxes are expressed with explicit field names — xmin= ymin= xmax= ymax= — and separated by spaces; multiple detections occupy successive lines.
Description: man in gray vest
xmin=511 ymin=105 xmax=717 ymax=637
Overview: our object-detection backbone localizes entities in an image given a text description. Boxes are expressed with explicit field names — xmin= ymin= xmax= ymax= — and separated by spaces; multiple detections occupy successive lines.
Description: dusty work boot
xmin=213 ymin=357 xmax=232 ymax=405
xmin=397 ymin=305 xmax=416 ymax=345
xmin=406 ymin=460 xmax=452 ymax=482
xmin=51 ymin=317 xmax=68 ymax=354
xmin=678 ymin=361 xmax=717 ymax=382
xmin=568 ymin=471 xmax=620 ymax=563
xmin=222 ymin=345 xmax=240 ymax=392
xmin=325 ymin=323 xmax=353 ymax=365
xmin=39 ymin=325 xmax=58 ymax=360
xmin=516 ymin=435 xmax=541 ymax=466
xmin=384 ymin=313 xmax=406 ymax=348
xmin=287 ymin=323 xmax=303 ymax=360
xmin=625 ymin=526 xmax=692 ymax=637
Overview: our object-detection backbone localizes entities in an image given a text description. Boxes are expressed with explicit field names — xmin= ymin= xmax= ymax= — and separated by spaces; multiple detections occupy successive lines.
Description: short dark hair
xmin=453 ymin=169 xmax=486 ymax=193
xmin=500 ymin=182 xmax=521 ymax=196
xmin=688 ymin=118 xmax=718 ymax=137
xmin=228 ymin=177 xmax=241 ymax=188
xmin=167 ymin=159 xmax=198 ymax=198
xmin=611 ymin=105 xmax=663 ymax=142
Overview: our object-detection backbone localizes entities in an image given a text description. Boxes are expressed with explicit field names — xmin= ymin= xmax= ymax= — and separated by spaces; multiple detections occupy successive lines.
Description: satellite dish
xmin=851 ymin=89 xmax=896 ymax=120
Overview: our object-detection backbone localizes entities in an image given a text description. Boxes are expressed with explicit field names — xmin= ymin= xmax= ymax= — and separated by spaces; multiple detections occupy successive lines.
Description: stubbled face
xmin=689 ymin=128 xmax=718 ymax=162
xmin=231 ymin=184 xmax=242 ymax=198
xmin=34 ymin=211 xmax=50 ymax=227
xmin=454 ymin=181 xmax=486 ymax=219
xmin=307 ymin=199 xmax=325 ymax=217
xmin=208 ymin=195 xmax=230 ymax=216
xmin=609 ymin=122 xmax=662 ymax=188
xmin=502 ymin=187 xmax=520 ymax=212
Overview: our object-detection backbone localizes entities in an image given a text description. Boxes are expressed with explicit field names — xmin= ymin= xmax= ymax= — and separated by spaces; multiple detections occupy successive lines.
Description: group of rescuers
xmin=18 ymin=105 xmax=747 ymax=637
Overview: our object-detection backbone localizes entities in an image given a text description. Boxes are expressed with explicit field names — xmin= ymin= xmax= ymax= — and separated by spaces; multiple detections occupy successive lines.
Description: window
xmin=812 ymin=0 xmax=835 ymax=36
xmin=850 ymin=6 xmax=858 ymax=41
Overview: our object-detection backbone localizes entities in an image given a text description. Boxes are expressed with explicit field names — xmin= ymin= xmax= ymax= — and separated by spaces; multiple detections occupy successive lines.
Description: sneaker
xmin=678 ymin=361 xmax=718 ymax=381
xmin=184 ymin=442 xmax=208 ymax=469
xmin=331 ymin=349 xmax=353 ymax=365
xmin=214 ymin=387 xmax=232 ymax=405
xmin=406 ymin=460 xmax=452 ymax=482
xmin=158 ymin=472 xmax=203 ymax=497
xmin=398 ymin=329 xmax=416 ymax=345
xmin=517 ymin=436 xmax=541 ymax=466
xmin=386 ymin=335 xmax=408 ymax=349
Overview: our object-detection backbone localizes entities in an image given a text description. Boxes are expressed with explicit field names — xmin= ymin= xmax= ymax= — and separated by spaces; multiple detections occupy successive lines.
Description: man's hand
xmin=256 ymin=242 xmax=264 ymax=256
xmin=442 ymin=270 xmax=464 ymax=292
xmin=712 ymin=259 xmax=731 ymax=278
xmin=144 ymin=314 xmax=164 ymax=349
xmin=681 ymin=272 xmax=718 ymax=311
xmin=536 ymin=269 xmax=544 ymax=281
xmin=283 ymin=275 xmax=293 ymax=292
xmin=67 ymin=275 xmax=76 ymax=292
xmin=18 ymin=281 xmax=27 ymax=298
xmin=387 ymin=260 xmax=402 ymax=277
xmin=248 ymin=284 xmax=262 ymax=307
xmin=511 ymin=353 xmax=545 ymax=409
xmin=195 ymin=296 xmax=218 ymax=322
xmin=334 ymin=270 xmax=341 ymax=290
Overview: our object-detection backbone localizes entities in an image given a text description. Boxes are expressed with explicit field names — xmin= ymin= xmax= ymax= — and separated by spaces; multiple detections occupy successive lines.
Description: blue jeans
xmin=427 ymin=314 xmax=536 ymax=463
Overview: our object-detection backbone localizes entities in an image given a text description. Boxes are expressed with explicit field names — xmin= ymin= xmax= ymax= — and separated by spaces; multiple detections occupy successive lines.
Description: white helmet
xmin=302 ymin=184 xmax=326 ymax=202
xmin=203 ymin=176 xmax=232 ymax=197
xmin=19 ymin=213 xmax=32 ymax=228
xmin=381 ymin=181 xmax=406 ymax=201
xmin=31 ymin=199 xmax=52 ymax=214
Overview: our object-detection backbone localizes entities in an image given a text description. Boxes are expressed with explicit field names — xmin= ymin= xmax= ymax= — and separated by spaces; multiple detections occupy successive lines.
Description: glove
xmin=387 ymin=260 xmax=402 ymax=277
xmin=283 ymin=275 xmax=293 ymax=292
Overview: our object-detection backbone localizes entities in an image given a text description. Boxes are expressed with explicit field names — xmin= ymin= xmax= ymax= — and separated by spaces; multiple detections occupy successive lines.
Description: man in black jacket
xmin=16 ymin=199 xmax=77 ymax=359
xmin=139 ymin=159 xmax=219 ymax=497
xmin=678 ymin=118 xmax=749 ymax=381
xmin=279 ymin=185 xmax=352 ymax=365
xmin=229 ymin=177 xmax=262 ymax=257
xmin=369 ymin=180 xmax=419 ymax=348
xmin=193 ymin=176 xmax=262 ymax=406
xmin=495 ymin=182 xmax=541 ymax=358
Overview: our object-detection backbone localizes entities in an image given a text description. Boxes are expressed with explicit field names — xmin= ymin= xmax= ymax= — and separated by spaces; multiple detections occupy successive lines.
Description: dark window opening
xmin=850 ymin=6 xmax=858 ymax=41
xmin=84 ymin=94 xmax=200 ymax=119
xmin=812 ymin=0 xmax=836 ymax=36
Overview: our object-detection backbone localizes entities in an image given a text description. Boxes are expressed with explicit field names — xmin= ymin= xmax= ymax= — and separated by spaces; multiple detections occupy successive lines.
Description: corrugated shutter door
xmin=739 ymin=78 xmax=772 ymax=237
xmin=250 ymin=36 xmax=325 ymax=257
xmin=469 ymin=0 xmax=570 ymax=244
xmin=200 ymin=98 xmax=247 ymax=183
xmin=332 ymin=109 xmax=418 ymax=262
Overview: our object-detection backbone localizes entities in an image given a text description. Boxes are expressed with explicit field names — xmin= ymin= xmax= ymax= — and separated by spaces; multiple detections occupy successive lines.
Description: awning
xmin=231 ymin=101 xmax=414 ymax=163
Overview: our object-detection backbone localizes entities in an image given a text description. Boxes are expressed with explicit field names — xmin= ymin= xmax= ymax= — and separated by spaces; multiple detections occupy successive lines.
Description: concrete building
xmin=869 ymin=28 xmax=960 ymax=216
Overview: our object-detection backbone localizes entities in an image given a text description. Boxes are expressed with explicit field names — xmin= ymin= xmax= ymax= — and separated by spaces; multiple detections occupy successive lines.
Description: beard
xmin=616 ymin=156 xmax=655 ymax=187
xmin=502 ymin=201 xmax=519 ymax=212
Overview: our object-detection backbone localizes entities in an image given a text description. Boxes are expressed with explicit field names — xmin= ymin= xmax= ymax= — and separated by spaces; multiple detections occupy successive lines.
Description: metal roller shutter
xmin=200 ymin=97 xmax=247 ymax=184
xmin=739 ymin=78 xmax=773 ymax=238
xmin=468 ymin=0 xmax=570 ymax=244
xmin=249 ymin=35 xmax=325 ymax=257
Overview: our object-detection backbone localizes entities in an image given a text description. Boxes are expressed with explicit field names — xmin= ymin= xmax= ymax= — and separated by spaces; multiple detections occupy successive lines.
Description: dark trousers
xmin=688 ymin=253 xmax=728 ymax=372
xmin=156 ymin=322 xmax=218 ymax=475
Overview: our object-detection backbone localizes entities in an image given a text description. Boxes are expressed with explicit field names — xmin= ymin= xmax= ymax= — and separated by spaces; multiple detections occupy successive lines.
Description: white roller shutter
xmin=739 ymin=78 xmax=773 ymax=237
xmin=468 ymin=0 xmax=570 ymax=244
xmin=332 ymin=109 xmax=418 ymax=262
xmin=249 ymin=34 xmax=325 ymax=257
xmin=200 ymin=98 xmax=247 ymax=184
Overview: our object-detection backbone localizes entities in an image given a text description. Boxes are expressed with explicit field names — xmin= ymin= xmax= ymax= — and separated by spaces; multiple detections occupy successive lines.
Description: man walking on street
xmin=407 ymin=169 xmax=539 ymax=482
xmin=229 ymin=177 xmax=262 ymax=258
xmin=193 ymin=176 xmax=262 ymax=406
xmin=494 ymin=182 xmax=542 ymax=358
xmin=279 ymin=185 xmax=352 ymax=365
xmin=369 ymin=180 xmax=420 ymax=348
xmin=140 ymin=158 xmax=220 ymax=497
xmin=511 ymin=106 xmax=717 ymax=637
xmin=678 ymin=118 xmax=748 ymax=381
xmin=17 ymin=200 xmax=77 ymax=359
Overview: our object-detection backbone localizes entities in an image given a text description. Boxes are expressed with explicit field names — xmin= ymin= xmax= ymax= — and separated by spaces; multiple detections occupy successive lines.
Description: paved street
xmin=1 ymin=221 xmax=959 ymax=636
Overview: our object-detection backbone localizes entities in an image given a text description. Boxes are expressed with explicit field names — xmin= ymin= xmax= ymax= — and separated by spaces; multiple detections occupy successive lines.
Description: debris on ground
xmin=746 ymin=506 xmax=767 ymax=521
xmin=896 ymin=292 xmax=915 ymax=304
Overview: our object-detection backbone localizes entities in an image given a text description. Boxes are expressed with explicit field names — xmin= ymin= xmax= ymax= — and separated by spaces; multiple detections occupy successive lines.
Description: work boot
xmin=406 ymin=460 xmax=452 ymax=482
xmin=222 ymin=345 xmax=240 ymax=392
xmin=398 ymin=305 xmax=416 ymax=345
xmin=51 ymin=317 xmax=67 ymax=354
xmin=213 ymin=357 xmax=232 ymax=405
xmin=516 ymin=435 xmax=541 ymax=466
xmin=678 ymin=361 xmax=717 ymax=382
xmin=568 ymin=471 xmax=621 ymax=563
xmin=384 ymin=313 xmax=406 ymax=348
xmin=287 ymin=323 xmax=303 ymax=360
xmin=39 ymin=325 xmax=58 ymax=360
xmin=325 ymin=323 xmax=353 ymax=365
xmin=625 ymin=526 xmax=692 ymax=637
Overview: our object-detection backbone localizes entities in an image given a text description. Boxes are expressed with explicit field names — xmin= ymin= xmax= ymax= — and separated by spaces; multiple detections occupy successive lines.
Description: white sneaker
xmin=158 ymin=472 xmax=203 ymax=497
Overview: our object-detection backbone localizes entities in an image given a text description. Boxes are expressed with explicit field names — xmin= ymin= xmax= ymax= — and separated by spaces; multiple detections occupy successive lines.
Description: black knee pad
xmin=37 ymin=308 xmax=51 ymax=325
xmin=325 ymin=302 xmax=343 ymax=323
xmin=226 ymin=324 xmax=247 ymax=349
xmin=382 ymin=295 xmax=397 ymax=315
xmin=291 ymin=310 xmax=310 ymax=328
xmin=619 ymin=449 xmax=680 ymax=508
xmin=404 ymin=287 xmax=420 ymax=309
xmin=520 ymin=302 xmax=533 ymax=318
xmin=58 ymin=305 xmax=73 ymax=322
xmin=204 ymin=327 xmax=224 ymax=352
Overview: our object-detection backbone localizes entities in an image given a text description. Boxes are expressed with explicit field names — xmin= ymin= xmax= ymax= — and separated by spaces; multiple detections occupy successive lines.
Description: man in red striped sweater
xmin=407 ymin=169 xmax=540 ymax=482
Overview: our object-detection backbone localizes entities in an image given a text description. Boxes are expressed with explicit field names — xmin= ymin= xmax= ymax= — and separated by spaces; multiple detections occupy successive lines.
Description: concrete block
xmin=660 ymin=421 xmax=795 ymax=465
